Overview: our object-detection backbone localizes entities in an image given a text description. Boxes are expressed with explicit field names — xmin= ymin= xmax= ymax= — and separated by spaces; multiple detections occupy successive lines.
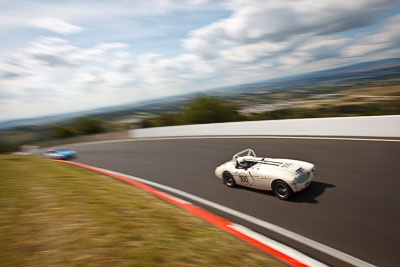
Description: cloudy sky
xmin=1 ymin=0 xmax=399 ymax=122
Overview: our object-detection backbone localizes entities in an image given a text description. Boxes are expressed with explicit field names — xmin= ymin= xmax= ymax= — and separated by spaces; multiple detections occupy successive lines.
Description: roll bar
xmin=232 ymin=149 xmax=256 ymax=160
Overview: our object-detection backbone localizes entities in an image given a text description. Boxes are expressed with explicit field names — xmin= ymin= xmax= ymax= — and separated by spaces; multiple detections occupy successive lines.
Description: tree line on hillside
xmin=0 ymin=118 xmax=111 ymax=153
xmin=250 ymin=100 xmax=400 ymax=120
xmin=51 ymin=118 xmax=109 ymax=139
xmin=143 ymin=95 xmax=400 ymax=128
xmin=142 ymin=95 xmax=245 ymax=127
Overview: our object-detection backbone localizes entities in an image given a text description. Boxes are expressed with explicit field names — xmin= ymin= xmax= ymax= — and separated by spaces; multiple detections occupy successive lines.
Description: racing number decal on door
xmin=239 ymin=173 xmax=248 ymax=184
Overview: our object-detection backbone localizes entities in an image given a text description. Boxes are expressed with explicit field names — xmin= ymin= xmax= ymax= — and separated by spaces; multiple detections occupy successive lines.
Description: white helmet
xmin=237 ymin=157 xmax=247 ymax=167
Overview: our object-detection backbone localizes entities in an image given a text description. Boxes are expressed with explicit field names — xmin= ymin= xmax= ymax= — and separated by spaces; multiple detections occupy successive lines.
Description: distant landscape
xmin=1 ymin=58 xmax=399 ymax=152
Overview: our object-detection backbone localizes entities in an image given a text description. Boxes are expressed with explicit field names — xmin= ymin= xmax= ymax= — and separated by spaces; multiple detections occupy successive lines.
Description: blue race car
xmin=44 ymin=148 xmax=77 ymax=160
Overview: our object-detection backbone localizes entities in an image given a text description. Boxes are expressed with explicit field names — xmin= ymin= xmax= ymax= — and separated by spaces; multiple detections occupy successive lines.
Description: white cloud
xmin=136 ymin=52 xmax=216 ymax=95
xmin=343 ymin=14 xmax=400 ymax=57
xmin=219 ymin=41 xmax=287 ymax=63
xmin=183 ymin=0 xmax=396 ymax=56
xmin=177 ymin=0 xmax=400 ymax=82
xmin=0 ymin=0 xmax=221 ymax=32
xmin=0 ymin=36 xmax=142 ymax=120
xmin=31 ymin=17 xmax=84 ymax=35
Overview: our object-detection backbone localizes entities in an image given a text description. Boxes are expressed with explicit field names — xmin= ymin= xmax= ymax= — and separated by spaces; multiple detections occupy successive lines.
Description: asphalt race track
xmin=67 ymin=137 xmax=400 ymax=267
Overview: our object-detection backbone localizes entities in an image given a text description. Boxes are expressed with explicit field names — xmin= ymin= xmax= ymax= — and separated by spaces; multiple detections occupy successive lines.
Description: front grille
xmin=297 ymin=172 xmax=310 ymax=183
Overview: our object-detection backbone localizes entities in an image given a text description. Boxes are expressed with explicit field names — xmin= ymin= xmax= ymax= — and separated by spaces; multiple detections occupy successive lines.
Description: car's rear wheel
xmin=223 ymin=172 xmax=236 ymax=187
xmin=272 ymin=180 xmax=293 ymax=200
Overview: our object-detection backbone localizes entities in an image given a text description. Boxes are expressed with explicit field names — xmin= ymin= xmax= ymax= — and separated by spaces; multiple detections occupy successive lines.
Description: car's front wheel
xmin=223 ymin=172 xmax=236 ymax=188
xmin=272 ymin=180 xmax=293 ymax=200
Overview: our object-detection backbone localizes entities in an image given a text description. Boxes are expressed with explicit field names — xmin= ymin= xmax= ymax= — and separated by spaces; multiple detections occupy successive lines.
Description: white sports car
xmin=215 ymin=149 xmax=316 ymax=200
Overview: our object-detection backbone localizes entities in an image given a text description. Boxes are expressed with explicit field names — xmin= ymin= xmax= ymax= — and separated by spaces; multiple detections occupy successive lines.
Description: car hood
xmin=254 ymin=158 xmax=305 ymax=174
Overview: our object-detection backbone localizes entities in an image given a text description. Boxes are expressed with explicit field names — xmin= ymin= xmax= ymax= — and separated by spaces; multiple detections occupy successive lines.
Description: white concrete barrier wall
xmin=130 ymin=115 xmax=400 ymax=138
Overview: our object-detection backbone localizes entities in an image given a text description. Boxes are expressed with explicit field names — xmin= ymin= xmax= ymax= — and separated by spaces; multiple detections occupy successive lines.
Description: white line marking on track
xmin=62 ymin=135 xmax=400 ymax=149
xmin=129 ymin=135 xmax=400 ymax=142
xmin=228 ymin=223 xmax=328 ymax=267
xmin=102 ymin=168 xmax=376 ymax=267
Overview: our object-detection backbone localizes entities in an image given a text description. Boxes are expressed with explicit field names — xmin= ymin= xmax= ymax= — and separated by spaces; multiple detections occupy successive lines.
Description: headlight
xmin=293 ymin=177 xmax=299 ymax=185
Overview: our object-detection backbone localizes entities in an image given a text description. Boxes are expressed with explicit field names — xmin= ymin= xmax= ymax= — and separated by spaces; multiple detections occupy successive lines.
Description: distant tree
xmin=0 ymin=140 xmax=18 ymax=153
xmin=141 ymin=113 xmax=181 ymax=128
xmin=51 ymin=126 xmax=77 ymax=139
xmin=181 ymin=95 xmax=242 ymax=124
xmin=157 ymin=113 xmax=181 ymax=126
xmin=73 ymin=118 xmax=107 ymax=135
xmin=141 ymin=119 xmax=154 ymax=128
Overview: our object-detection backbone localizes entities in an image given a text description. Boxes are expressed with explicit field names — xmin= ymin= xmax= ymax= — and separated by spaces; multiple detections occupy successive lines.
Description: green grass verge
xmin=0 ymin=156 xmax=285 ymax=267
